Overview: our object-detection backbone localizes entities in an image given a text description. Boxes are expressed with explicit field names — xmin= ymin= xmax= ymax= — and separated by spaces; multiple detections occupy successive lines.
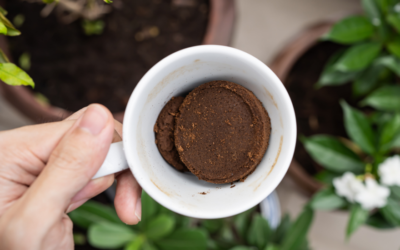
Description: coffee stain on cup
xmin=263 ymin=86 xmax=283 ymax=128
xmin=151 ymin=179 xmax=172 ymax=197
xmin=263 ymin=87 xmax=278 ymax=109
xmin=146 ymin=65 xmax=188 ymax=104
xmin=253 ymin=135 xmax=283 ymax=192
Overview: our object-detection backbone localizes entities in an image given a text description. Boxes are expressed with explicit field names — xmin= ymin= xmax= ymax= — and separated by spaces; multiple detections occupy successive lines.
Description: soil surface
xmin=6 ymin=0 xmax=209 ymax=113
xmin=285 ymin=42 xmax=355 ymax=175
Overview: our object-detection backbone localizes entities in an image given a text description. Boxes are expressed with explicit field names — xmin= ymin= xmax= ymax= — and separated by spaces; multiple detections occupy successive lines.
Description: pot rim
xmin=269 ymin=22 xmax=335 ymax=196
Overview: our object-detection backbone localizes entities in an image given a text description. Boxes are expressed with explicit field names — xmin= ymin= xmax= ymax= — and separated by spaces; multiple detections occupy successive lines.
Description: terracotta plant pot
xmin=0 ymin=0 xmax=235 ymax=123
xmin=269 ymin=22 xmax=335 ymax=196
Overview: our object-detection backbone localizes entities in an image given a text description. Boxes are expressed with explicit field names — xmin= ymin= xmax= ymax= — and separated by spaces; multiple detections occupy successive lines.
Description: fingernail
xmin=78 ymin=105 xmax=108 ymax=135
xmin=135 ymin=198 xmax=142 ymax=221
xmin=66 ymin=198 xmax=89 ymax=213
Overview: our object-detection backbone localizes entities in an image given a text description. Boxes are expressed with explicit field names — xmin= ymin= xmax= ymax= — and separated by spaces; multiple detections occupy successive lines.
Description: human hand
xmin=0 ymin=104 xmax=141 ymax=250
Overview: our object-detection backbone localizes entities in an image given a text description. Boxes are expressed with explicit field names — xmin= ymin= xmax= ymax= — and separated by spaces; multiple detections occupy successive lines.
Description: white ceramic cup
xmin=93 ymin=45 xmax=296 ymax=219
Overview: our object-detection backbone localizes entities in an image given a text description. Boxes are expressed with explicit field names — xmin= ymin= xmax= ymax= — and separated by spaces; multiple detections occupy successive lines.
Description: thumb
xmin=20 ymin=104 xmax=114 ymax=221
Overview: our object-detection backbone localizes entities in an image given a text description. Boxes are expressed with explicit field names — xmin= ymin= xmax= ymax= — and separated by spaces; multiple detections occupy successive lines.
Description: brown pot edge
xmin=270 ymin=22 xmax=335 ymax=196
xmin=0 ymin=0 xmax=236 ymax=123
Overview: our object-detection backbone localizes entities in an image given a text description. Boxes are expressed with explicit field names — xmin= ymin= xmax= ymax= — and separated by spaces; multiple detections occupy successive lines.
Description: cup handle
xmin=92 ymin=141 xmax=129 ymax=179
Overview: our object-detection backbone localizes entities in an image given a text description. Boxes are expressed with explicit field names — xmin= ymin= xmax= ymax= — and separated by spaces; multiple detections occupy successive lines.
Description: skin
xmin=0 ymin=104 xmax=142 ymax=250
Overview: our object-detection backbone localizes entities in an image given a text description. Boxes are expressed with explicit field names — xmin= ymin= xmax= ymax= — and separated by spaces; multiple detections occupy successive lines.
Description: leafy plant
xmin=300 ymin=0 xmax=400 ymax=240
xmin=70 ymin=191 xmax=207 ymax=250
xmin=317 ymin=0 xmax=400 ymax=99
xmin=302 ymin=101 xmax=400 ymax=238
xmin=69 ymin=191 xmax=314 ymax=250
xmin=0 ymin=7 xmax=34 ymax=87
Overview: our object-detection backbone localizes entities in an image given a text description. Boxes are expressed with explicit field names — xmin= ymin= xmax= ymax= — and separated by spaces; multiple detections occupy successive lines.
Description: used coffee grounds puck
xmin=174 ymin=80 xmax=271 ymax=184
xmin=154 ymin=96 xmax=188 ymax=172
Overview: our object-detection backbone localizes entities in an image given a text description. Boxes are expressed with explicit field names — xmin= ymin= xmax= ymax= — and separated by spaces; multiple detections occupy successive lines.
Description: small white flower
xmin=333 ymin=172 xmax=364 ymax=202
xmin=378 ymin=155 xmax=400 ymax=186
xmin=372 ymin=17 xmax=381 ymax=26
xmin=395 ymin=3 xmax=400 ymax=13
xmin=355 ymin=178 xmax=390 ymax=210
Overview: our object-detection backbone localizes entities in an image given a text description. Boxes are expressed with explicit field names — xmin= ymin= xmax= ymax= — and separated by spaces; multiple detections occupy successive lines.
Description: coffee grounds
xmin=174 ymin=81 xmax=271 ymax=184
xmin=154 ymin=96 xmax=188 ymax=172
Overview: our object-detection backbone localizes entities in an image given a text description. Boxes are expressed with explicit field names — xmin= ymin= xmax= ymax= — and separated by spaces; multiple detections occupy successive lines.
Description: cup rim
xmin=123 ymin=45 xmax=296 ymax=218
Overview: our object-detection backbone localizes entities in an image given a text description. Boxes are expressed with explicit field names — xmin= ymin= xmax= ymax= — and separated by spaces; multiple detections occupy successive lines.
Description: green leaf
xmin=362 ymin=0 xmax=390 ymax=42
xmin=233 ymin=207 xmax=256 ymax=239
xmin=19 ymin=53 xmax=30 ymax=71
xmin=125 ymin=235 xmax=145 ymax=250
xmin=142 ymin=242 xmax=159 ymax=250
xmin=142 ymin=191 xmax=160 ymax=225
xmin=379 ymin=113 xmax=400 ymax=152
xmin=104 ymin=0 xmax=113 ymax=3
xmin=390 ymin=186 xmax=400 ymax=200
xmin=387 ymin=14 xmax=400 ymax=33
xmin=314 ymin=170 xmax=341 ymax=185
xmin=247 ymin=214 xmax=272 ymax=249
xmin=229 ymin=247 xmax=253 ymax=250
xmin=82 ymin=20 xmax=105 ymax=36
xmin=175 ymin=215 xmax=192 ymax=229
xmin=0 ymin=63 xmax=34 ymax=87
xmin=352 ymin=63 xmax=383 ymax=97
xmin=68 ymin=201 xmax=121 ymax=229
xmin=156 ymin=229 xmax=207 ymax=250
xmin=362 ymin=0 xmax=381 ymax=21
xmin=361 ymin=85 xmax=400 ymax=112
xmin=13 ymin=14 xmax=24 ymax=28
xmin=201 ymin=219 xmax=224 ymax=234
xmin=346 ymin=204 xmax=369 ymax=238
xmin=272 ymin=214 xmax=291 ymax=244
xmin=341 ymin=101 xmax=376 ymax=154
xmin=73 ymin=233 xmax=86 ymax=245
xmin=323 ymin=16 xmax=374 ymax=44
xmin=310 ymin=188 xmax=347 ymax=210
xmin=0 ymin=12 xmax=20 ymax=36
xmin=265 ymin=244 xmax=280 ymax=250
xmin=0 ymin=22 xmax=6 ymax=35
xmin=0 ymin=48 xmax=10 ymax=63
xmin=0 ymin=6 xmax=8 ymax=16
xmin=368 ymin=111 xmax=393 ymax=125
xmin=334 ymin=42 xmax=382 ymax=72
xmin=158 ymin=205 xmax=174 ymax=217
xmin=366 ymin=212 xmax=396 ymax=229
xmin=43 ymin=0 xmax=57 ymax=3
xmin=301 ymin=135 xmax=365 ymax=173
xmin=391 ymin=134 xmax=400 ymax=149
xmin=218 ymin=222 xmax=236 ymax=243
xmin=376 ymin=55 xmax=400 ymax=76
xmin=387 ymin=36 xmax=400 ymax=59
xmin=381 ymin=198 xmax=400 ymax=226
xmin=316 ymin=49 xmax=359 ymax=87
xmin=88 ymin=222 xmax=136 ymax=249
xmin=145 ymin=214 xmax=175 ymax=241
xmin=376 ymin=0 xmax=398 ymax=13
xmin=281 ymin=206 xmax=314 ymax=250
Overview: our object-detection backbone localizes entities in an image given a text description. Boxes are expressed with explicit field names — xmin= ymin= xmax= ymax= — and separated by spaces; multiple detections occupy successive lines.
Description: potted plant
xmin=0 ymin=0 xmax=235 ymax=122
xmin=270 ymin=0 xmax=400 ymax=195
xmin=69 ymin=191 xmax=314 ymax=250
xmin=271 ymin=0 xmax=400 ymax=238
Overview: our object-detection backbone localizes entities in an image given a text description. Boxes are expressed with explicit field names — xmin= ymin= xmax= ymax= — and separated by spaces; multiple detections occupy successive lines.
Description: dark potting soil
xmin=285 ymin=42 xmax=356 ymax=176
xmin=5 ymin=0 xmax=209 ymax=113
